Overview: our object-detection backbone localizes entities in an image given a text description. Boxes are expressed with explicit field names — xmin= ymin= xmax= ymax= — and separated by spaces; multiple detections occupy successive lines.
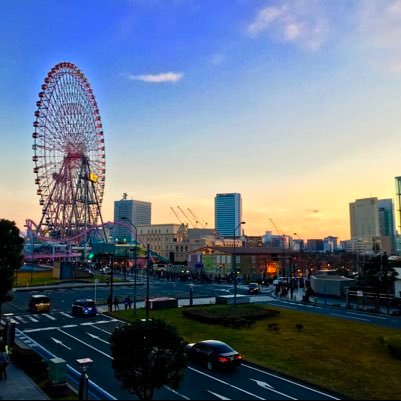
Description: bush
xmin=386 ymin=336 xmax=401 ymax=360
xmin=182 ymin=304 xmax=279 ymax=325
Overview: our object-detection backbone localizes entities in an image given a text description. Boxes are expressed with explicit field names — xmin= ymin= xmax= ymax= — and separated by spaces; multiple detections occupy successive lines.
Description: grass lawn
xmin=112 ymin=304 xmax=401 ymax=400
xmin=14 ymin=271 xmax=115 ymax=287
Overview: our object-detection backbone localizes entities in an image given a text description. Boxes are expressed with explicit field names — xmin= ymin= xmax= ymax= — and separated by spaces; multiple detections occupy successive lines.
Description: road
xmin=3 ymin=277 xmax=400 ymax=399
xmin=11 ymin=310 xmax=343 ymax=400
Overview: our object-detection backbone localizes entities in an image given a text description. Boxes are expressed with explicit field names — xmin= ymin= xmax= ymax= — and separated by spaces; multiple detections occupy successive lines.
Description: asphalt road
xmin=12 ymin=310 xmax=343 ymax=400
xmin=3 ymin=278 xmax=400 ymax=399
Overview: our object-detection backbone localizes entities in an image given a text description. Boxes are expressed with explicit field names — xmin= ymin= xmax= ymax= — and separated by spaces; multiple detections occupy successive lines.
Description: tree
xmin=0 ymin=219 xmax=24 ymax=319
xmin=109 ymin=318 xmax=188 ymax=400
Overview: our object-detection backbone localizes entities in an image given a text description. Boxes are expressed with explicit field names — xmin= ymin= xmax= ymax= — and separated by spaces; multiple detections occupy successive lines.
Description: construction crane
xmin=170 ymin=207 xmax=187 ymax=226
xmin=269 ymin=218 xmax=284 ymax=236
xmin=189 ymin=208 xmax=208 ymax=227
xmin=269 ymin=217 xmax=287 ymax=249
xmin=177 ymin=206 xmax=197 ymax=228
xmin=187 ymin=208 xmax=206 ymax=228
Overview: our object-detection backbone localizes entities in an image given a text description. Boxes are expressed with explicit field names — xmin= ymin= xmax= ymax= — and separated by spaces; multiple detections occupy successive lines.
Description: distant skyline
xmin=1 ymin=0 xmax=401 ymax=241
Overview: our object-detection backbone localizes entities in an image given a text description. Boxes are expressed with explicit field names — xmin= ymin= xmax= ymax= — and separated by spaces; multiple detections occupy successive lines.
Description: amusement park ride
xmin=25 ymin=62 xmax=126 ymax=264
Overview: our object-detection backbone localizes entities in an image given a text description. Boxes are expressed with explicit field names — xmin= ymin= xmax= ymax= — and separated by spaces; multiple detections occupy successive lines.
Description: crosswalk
xmin=1 ymin=311 xmax=75 ymax=326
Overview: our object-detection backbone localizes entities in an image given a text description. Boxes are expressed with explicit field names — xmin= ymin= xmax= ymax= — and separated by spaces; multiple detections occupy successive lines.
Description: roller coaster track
xmin=25 ymin=218 xmax=131 ymax=244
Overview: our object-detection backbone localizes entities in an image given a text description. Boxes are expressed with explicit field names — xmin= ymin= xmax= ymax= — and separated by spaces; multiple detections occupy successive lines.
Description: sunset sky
xmin=1 ymin=0 xmax=401 ymax=242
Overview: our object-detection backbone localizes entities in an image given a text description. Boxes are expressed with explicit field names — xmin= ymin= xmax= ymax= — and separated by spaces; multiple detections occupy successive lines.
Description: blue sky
xmin=1 ymin=0 xmax=401 ymax=241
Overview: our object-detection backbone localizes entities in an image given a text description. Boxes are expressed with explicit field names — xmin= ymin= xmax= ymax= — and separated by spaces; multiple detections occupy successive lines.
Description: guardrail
xmin=14 ymin=328 xmax=116 ymax=400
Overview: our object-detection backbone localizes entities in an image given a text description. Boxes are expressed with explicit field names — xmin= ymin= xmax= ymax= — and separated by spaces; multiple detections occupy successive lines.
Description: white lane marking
xmin=242 ymin=364 xmax=340 ymax=400
xmin=91 ymin=325 xmax=113 ymax=335
xmin=13 ymin=316 xmax=28 ymax=323
xmin=62 ymin=325 xmax=78 ymax=328
xmin=206 ymin=390 xmax=230 ymax=400
xmin=60 ymin=312 xmax=73 ymax=318
xmin=23 ymin=327 xmax=56 ymax=333
xmin=188 ymin=366 xmax=264 ymax=400
xmin=43 ymin=313 xmax=56 ymax=320
xmin=26 ymin=315 xmax=39 ymax=322
xmin=164 ymin=385 xmax=190 ymax=400
xmin=86 ymin=332 xmax=109 ymax=344
xmin=97 ymin=319 xmax=118 ymax=324
xmin=251 ymin=379 xmax=297 ymax=400
xmin=57 ymin=328 xmax=113 ymax=359
xmin=330 ymin=313 xmax=369 ymax=322
xmin=51 ymin=337 xmax=72 ymax=350
xmin=81 ymin=322 xmax=96 ymax=326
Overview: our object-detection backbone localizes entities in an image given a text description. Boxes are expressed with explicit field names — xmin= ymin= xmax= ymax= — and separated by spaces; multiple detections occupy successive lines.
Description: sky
xmin=1 ymin=0 xmax=401 ymax=242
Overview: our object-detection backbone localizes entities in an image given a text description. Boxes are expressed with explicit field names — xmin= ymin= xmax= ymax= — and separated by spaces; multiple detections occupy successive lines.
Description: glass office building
xmin=113 ymin=198 xmax=151 ymax=242
xmin=214 ymin=193 xmax=242 ymax=238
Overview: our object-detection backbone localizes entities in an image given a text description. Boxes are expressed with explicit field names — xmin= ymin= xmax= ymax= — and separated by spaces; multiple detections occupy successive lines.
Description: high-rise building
xmin=323 ymin=236 xmax=338 ymax=252
xmin=378 ymin=199 xmax=396 ymax=254
xmin=113 ymin=197 xmax=151 ymax=242
xmin=395 ymin=177 xmax=401 ymax=233
xmin=214 ymin=193 xmax=242 ymax=238
xmin=349 ymin=197 xmax=380 ymax=252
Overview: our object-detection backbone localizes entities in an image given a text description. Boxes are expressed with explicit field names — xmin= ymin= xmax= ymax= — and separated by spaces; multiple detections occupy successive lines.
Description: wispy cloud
xmin=247 ymin=0 xmax=329 ymax=51
xmin=356 ymin=0 xmax=401 ymax=72
xmin=126 ymin=72 xmax=183 ymax=83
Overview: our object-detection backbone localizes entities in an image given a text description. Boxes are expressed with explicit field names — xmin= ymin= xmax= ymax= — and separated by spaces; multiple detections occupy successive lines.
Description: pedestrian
xmin=114 ymin=295 xmax=119 ymax=310
xmin=0 ymin=343 xmax=10 ymax=380
xmin=124 ymin=296 xmax=131 ymax=310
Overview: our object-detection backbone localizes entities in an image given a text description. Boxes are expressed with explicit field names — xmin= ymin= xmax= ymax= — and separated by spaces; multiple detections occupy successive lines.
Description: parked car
xmin=71 ymin=299 xmax=97 ymax=317
xmin=29 ymin=294 xmax=51 ymax=313
xmin=248 ymin=282 xmax=261 ymax=294
xmin=185 ymin=340 xmax=242 ymax=370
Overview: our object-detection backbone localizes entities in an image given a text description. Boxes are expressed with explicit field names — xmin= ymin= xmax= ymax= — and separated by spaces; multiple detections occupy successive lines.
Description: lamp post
xmin=76 ymin=358 xmax=93 ymax=401
xmin=119 ymin=216 xmax=138 ymax=311
xmin=108 ymin=253 xmax=114 ymax=313
xmin=146 ymin=243 xmax=150 ymax=320
xmin=233 ymin=221 xmax=246 ymax=306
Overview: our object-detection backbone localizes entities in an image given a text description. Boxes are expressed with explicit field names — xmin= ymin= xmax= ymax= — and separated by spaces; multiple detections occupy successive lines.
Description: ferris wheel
xmin=32 ymin=62 xmax=106 ymax=242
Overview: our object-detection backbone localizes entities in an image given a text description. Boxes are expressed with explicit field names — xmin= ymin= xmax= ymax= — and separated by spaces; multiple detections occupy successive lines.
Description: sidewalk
xmin=0 ymin=362 xmax=49 ymax=400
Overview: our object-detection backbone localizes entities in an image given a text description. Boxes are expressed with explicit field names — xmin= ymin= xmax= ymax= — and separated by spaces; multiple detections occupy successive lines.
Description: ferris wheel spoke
xmin=32 ymin=62 xmax=106 ymax=244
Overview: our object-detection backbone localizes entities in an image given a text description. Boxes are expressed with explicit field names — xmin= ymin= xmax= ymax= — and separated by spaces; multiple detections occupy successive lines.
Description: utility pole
xmin=146 ymin=243 xmax=150 ymax=320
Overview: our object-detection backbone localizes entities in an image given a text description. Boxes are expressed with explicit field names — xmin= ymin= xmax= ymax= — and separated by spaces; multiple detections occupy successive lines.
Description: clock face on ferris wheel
xmin=32 ymin=62 xmax=106 ymax=241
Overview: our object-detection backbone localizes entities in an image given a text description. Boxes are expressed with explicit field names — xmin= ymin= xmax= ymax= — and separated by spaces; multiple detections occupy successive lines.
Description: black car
xmin=248 ymin=283 xmax=261 ymax=294
xmin=71 ymin=299 xmax=97 ymax=317
xmin=185 ymin=340 xmax=242 ymax=370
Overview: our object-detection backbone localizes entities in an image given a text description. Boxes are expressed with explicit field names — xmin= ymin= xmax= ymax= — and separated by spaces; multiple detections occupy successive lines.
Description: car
xmin=29 ymin=294 xmax=51 ymax=313
xmin=185 ymin=340 xmax=242 ymax=371
xmin=100 ymin=266 xmax=111 ymax=275
xmin=248 ymin=282 xmax=261 ymax=294
xmin=71 ymin=299 xmax=97 ymax=317
xmin=273 ymin=277 xmax=287 ymax=286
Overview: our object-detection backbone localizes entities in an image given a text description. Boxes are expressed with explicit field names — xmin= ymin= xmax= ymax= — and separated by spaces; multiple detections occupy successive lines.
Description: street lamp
xmin=233 ymin=221 xmax=246 ymax=306
xmin=76 ymin=358 xmax=93 ymax=401
xmin=146 ymin=243 xmax=150 ymax=320
xmin=119 ymin=216 xmax=138 ymax=311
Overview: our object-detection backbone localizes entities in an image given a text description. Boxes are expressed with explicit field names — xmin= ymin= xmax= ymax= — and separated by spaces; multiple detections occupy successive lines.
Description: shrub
xmin=182 ymin=304 xmax=279 ymax=325
xmin=386 ymin=336 xmax=401 ymax=360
